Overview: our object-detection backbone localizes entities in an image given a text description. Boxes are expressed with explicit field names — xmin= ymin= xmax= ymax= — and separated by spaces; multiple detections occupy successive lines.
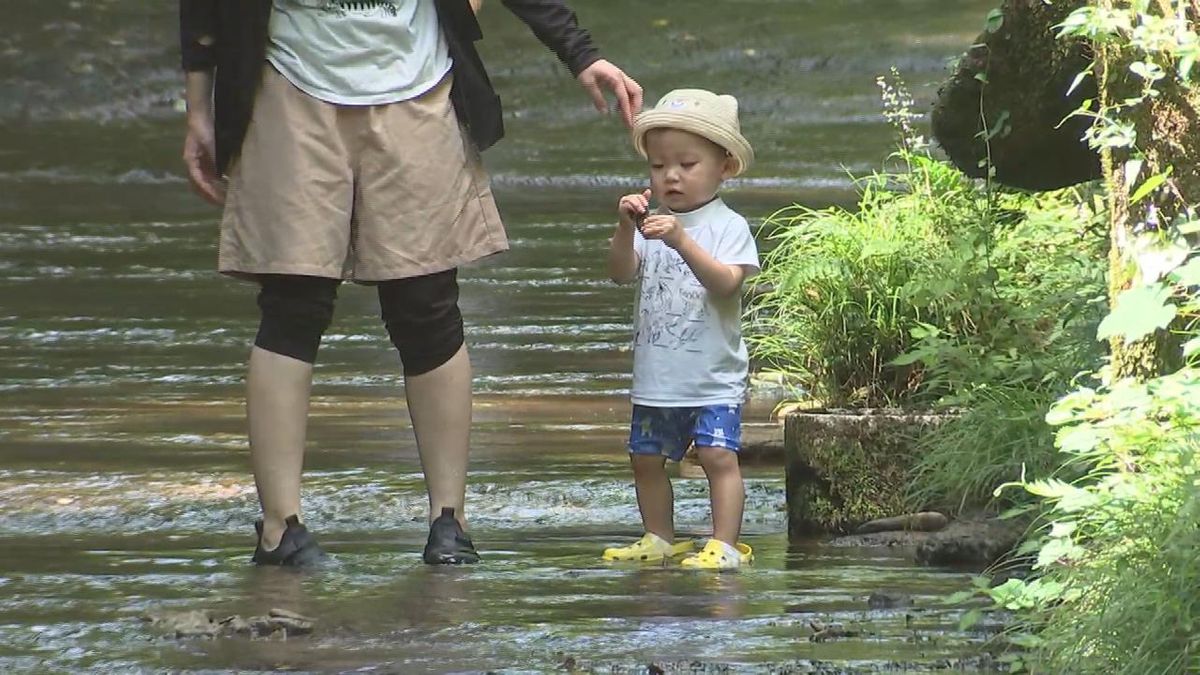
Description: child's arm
xmin=608 ymin=190 xmax=650 ymax=284
xmin=640 ymin=215 xmax=746 ymax=298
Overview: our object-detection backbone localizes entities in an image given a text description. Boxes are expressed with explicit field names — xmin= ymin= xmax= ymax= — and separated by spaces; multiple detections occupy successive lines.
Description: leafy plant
xmin=977 ymin=255 xmax=1200 ymax=673
xmin=938 ymin=2 xmax=1200 ymax=671
xmin=747 ymin=156 xmax=969 ymax=408
xmin=748 ymin=72 xmax=1107 ymax=413
xmin=898 ymin=189 xmax=1108 ymax=512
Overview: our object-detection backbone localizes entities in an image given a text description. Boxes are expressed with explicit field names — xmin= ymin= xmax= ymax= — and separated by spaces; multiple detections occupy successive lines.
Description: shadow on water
xmin=0 ymin=0 xmax=1004 ymax=671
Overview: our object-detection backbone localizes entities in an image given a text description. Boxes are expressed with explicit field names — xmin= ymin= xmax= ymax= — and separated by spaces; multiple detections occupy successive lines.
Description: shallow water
xmin=0 ymin=1 xmax=1001 ymax=672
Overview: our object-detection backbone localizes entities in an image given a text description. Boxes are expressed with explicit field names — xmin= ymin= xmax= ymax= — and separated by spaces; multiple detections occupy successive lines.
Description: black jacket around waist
xmin=179 ymin=0 xmax=601 ymax=175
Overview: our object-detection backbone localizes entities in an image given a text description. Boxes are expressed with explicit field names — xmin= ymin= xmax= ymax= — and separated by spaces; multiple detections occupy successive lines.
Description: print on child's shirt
xmin=287 ymin=0 xmax=400 ymax=17
xmin=635 ymin=247 xmax=708 ymax=353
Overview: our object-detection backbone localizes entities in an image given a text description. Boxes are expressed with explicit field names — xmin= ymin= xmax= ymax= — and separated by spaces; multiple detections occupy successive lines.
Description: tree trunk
xmin=1097 ymin=0 xmax=1200 ymax=379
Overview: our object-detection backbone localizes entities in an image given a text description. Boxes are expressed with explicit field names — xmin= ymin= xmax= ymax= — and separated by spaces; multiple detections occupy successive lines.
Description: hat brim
xmin=632 ymin=110 xmax=754 ymax=177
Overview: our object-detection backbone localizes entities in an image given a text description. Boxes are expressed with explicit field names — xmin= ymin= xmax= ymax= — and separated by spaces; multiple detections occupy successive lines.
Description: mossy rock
xmin=931 ymin=0 xmax=1100 ymax=191
xmin=785 ymin=410 xmax=950 ymax=536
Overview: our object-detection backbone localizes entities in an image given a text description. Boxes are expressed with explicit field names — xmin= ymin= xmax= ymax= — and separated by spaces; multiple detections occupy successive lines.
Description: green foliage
xmin=895 ymin=191 xmax=1107 ymax=405
xmin=905 ymin=386 xmax=1061 ymax=514
xmin=896 ymin=183 xmax=1107 ymax=513
xmin=979 ymin=262 xmax=1200 ymax=672
xmin=750 ymin=71 xmax=1108 ymax=515
xmin=747 ymin=153 xmax=1107 ymax=410
xmin=748 ymin=73 xmax=1107 ymax=415
xmin=747 ymin=155 xmax=965 ymax=408
xmin=1057 ymin=1 xmax=1200 ymax=205
xmin=1096 ymin=282 xmax=1178 ymax=342
xmin=934 ymin=4 xmax=1200 ymax=672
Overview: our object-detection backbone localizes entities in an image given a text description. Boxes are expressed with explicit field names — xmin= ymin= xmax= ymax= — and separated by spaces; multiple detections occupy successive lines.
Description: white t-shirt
xmin=630 ymin=198 xmax=760 ymax=407
xmin=266 ymin=0 xmax=452 ymax=105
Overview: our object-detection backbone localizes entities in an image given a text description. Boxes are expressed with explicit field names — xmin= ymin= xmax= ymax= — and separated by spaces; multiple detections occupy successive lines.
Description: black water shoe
xmin=251 ymin=515 xmax=327 ymax=566
xmin=422 ymin=507 xmax=480 ymax=565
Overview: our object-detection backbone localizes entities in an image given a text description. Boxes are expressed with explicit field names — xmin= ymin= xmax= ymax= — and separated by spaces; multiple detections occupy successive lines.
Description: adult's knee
xmin=254 ymin=275 xmax=340 ymax=364
xmin=378 ymin=269 xmax=464 ymax=376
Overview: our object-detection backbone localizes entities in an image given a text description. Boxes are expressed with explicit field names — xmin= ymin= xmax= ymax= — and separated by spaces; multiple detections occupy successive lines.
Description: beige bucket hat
xmin=631 ymin=88 xmax=754 ymax=176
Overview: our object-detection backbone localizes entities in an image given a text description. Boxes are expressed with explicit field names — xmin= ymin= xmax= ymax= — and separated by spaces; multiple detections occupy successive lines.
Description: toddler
xmin=603 ymin=89 xmax=759 ymax=570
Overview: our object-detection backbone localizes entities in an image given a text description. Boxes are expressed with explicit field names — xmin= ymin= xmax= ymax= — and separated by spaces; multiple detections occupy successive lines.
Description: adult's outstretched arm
xmin=499 ymin=0 xmax=642 ymax=126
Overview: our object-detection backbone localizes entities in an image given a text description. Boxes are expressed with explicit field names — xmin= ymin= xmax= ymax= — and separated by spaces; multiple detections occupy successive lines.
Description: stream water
xmin=0 ymin=1 xmax=1002 ymax=672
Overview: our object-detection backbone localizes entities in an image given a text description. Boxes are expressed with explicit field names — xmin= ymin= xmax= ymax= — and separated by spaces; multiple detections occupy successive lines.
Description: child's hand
xmin=618 ymin=189 xmax=652 ymax=230
xmin=640 ymin=214 xmax=686 ymax=249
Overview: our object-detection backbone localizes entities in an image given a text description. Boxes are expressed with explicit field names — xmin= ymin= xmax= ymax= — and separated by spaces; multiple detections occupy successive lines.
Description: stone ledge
xmin=785 ymin=409 xmax=954 ymax=536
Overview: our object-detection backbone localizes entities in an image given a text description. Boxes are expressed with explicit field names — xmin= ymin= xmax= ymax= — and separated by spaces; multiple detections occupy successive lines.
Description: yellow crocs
xmin=680 ymin=539 xmax=754 ymax=570
xmin=603 ymin=533 xmax=695 ymax=562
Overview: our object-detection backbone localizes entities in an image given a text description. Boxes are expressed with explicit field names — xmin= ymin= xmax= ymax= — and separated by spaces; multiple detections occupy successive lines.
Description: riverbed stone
xmin=914 ymin=515 xmax=1026 ymax=568
xmin=784 ymin=409 xmax=950 ymax=536
xmin=142 ymin=607 xmax=316 ymax=640
xmin=866 ymin=591 xmax=913 ymax=610
xmin=829 ymin=513 xmax=1028 ymax=569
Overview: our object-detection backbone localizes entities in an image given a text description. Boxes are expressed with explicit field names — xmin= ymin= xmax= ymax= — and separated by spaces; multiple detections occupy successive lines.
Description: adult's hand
xmin=577 ymin=59 xmax=643 ymax=129
xmin=183 ymin=115 xmax=225 ymax=206
xmin=182 ymin=70 xmax=225 ymax=206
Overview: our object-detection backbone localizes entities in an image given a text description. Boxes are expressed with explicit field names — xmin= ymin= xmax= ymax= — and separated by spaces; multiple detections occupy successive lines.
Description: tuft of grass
xmin=747 ymin=153 xmax=984 ymax=408
xmin=905 ymin=386 xmax=1061 ymax=514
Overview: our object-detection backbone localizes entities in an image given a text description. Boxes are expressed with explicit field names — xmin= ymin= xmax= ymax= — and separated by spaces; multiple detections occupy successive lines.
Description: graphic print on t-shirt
xmin=287 ymin=0 xmax=400 ymax=17
xmin=635 ymin=247 xmax=709 ymax=353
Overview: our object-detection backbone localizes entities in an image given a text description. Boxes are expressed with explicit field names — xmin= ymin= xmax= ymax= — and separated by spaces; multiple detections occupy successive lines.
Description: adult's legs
xmin=696 ymin=446 xmax=744 ymax=546
xmin=249 ymin=275 xmax=338 ymax=550
xmin=405 ymin=346 xmax=472 ymax=526
xmin=378 ymin=270 xmax=472 ymax=527
xmin=248 ymin=348 xmax=313 ymax=550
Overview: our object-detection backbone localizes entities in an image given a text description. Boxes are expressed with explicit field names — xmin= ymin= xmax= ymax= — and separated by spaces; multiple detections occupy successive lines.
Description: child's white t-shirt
xmin=630 ymin=197 xmax=760 ymax=407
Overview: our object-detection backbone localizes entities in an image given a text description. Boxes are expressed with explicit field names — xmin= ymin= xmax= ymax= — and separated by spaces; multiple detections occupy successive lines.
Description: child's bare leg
xmin=696 ymin=446 xmax=744 ymax=546
xmin=631 ymin=454 xmax=674 ymax=542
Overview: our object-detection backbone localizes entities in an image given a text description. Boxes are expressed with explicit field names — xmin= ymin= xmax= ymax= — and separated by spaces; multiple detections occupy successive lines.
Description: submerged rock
xmin=866 ymin=591 xmax=913 ymax=610
xmin=914 ymin=516 xmax=1026 ymax=568
xmin=142 ymin=607 xmax=316 ymax=640
xmin=830 ymin=513 xmax=1028 ymax=570
xmin=808 ymin=618 xmax=864 ymax=642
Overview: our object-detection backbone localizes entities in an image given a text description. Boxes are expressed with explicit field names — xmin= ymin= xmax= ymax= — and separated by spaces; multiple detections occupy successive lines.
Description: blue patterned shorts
xmin=628 ymin=404 xmax=742 ymax=462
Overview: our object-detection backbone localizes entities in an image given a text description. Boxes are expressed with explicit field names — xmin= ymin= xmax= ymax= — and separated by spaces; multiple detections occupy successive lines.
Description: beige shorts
xmin=219 ymin=65 xmax=508 ymax=282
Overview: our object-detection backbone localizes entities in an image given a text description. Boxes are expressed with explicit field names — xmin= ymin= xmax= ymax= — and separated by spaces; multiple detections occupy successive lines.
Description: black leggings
xmin=254 ymin=270 xmax=464 ymax=376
